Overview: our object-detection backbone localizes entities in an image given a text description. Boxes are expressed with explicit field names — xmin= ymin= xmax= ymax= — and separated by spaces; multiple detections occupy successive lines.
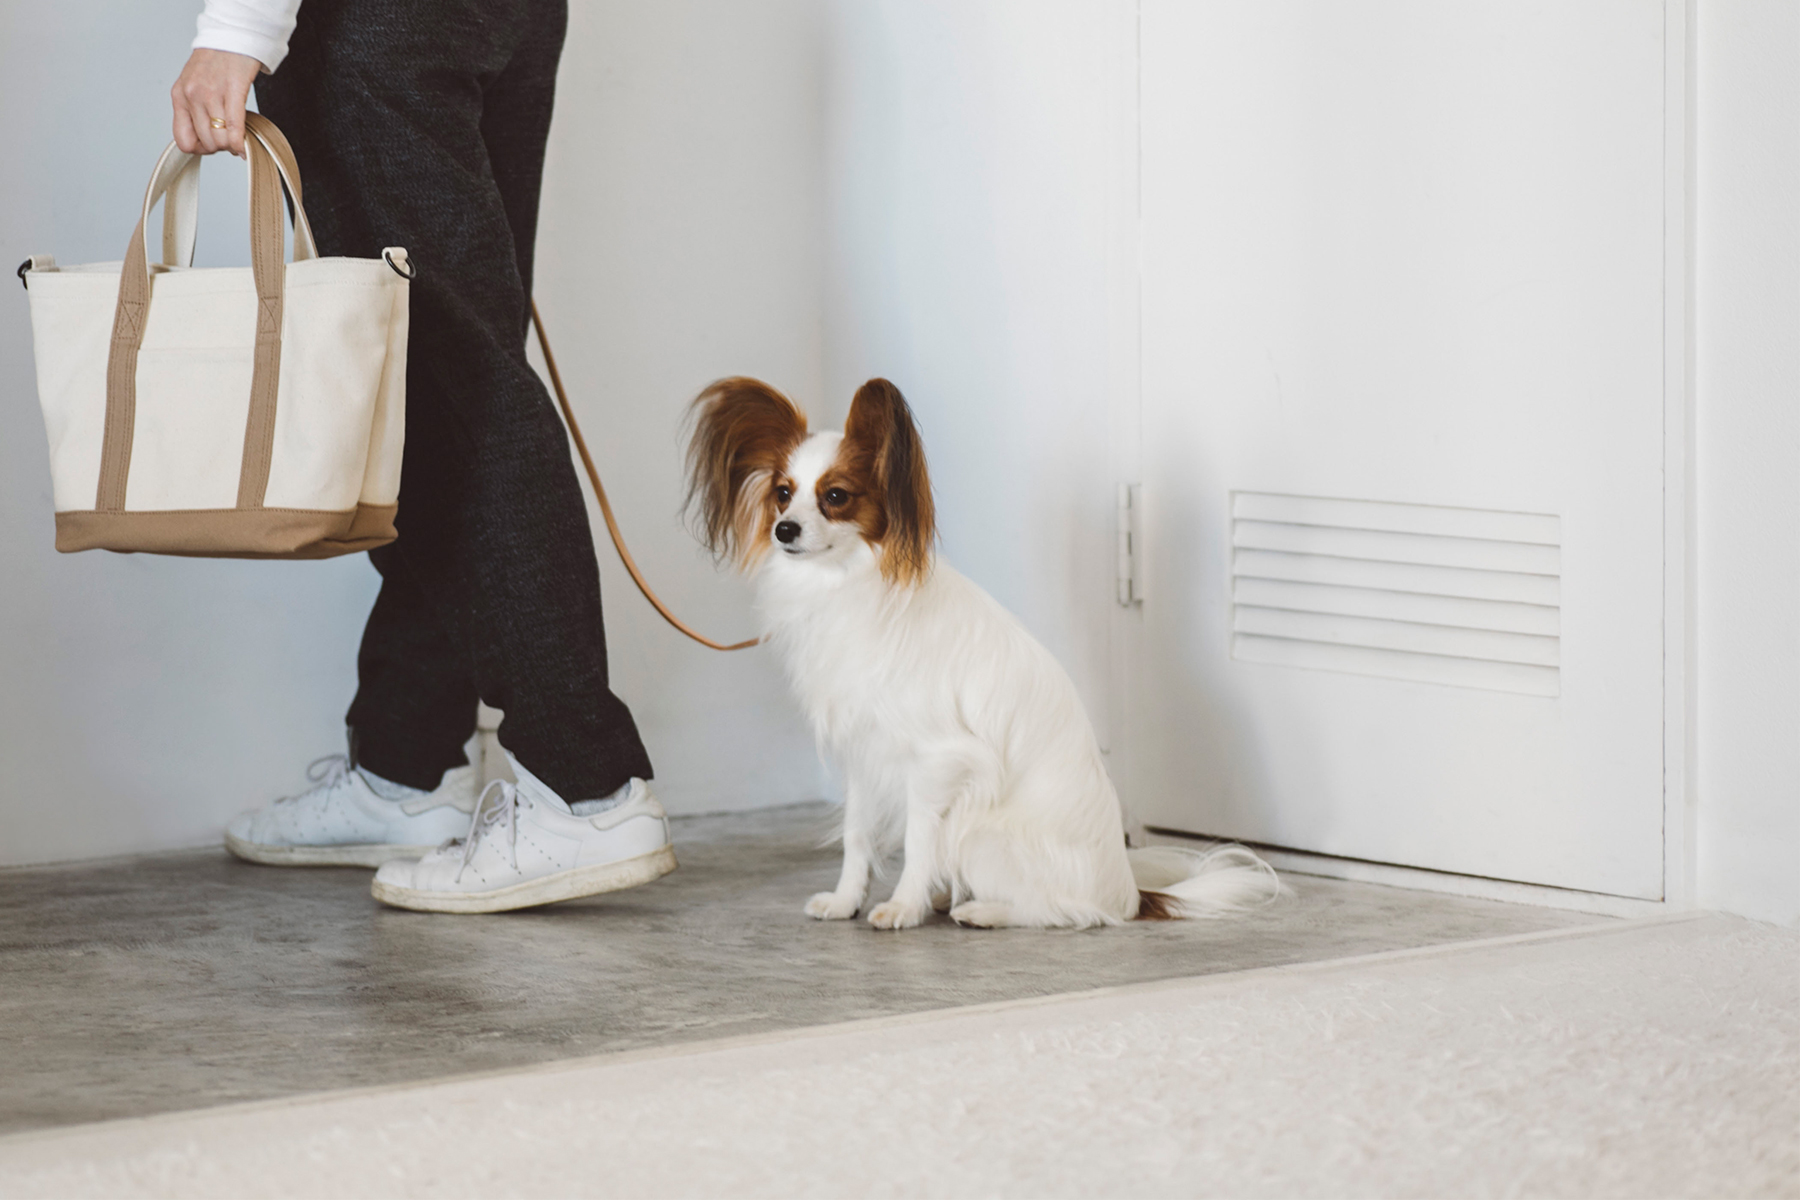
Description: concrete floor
xmin=0 ymin=802 xmax=1603 ymax=1135
xmin=10 ymin=915 xmax=1787 ymax=1200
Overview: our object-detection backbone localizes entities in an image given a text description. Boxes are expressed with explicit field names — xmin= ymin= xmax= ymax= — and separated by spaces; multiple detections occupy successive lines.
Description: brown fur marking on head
xmin=838 ymin=378 xmax=936 ymax=587
xmin=685 ymin=377 xmax=808 ymax=570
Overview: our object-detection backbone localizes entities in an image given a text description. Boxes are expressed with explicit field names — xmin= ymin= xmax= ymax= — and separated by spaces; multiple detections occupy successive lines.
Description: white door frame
xmin=1661 ymin=0 xmax=1698 ymax=913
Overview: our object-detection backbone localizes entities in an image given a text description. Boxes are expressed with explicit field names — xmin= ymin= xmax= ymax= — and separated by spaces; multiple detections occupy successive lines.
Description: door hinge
xmin=1116 ymin=483 xmax=1143 ymax=606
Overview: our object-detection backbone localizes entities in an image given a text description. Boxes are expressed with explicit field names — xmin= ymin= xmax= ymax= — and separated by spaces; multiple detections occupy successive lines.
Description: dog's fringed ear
xmin=844 ymin=378 xmax=936 ymax=587
xmin=686 ymin=377 xmax=808 ymax=569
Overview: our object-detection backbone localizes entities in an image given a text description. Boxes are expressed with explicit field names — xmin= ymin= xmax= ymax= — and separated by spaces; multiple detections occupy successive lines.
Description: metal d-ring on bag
xmin=19 ymin=113 xmax=411 ymax=559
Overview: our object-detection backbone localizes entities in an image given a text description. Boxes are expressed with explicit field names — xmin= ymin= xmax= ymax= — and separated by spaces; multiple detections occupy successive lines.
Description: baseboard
xmin=1142 ymin=827 xmax=1671 ymax=919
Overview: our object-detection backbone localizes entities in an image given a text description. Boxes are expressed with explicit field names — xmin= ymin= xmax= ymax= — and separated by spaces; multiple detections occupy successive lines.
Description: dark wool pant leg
xmin=256 ymin=0 xmax=654 ymax=799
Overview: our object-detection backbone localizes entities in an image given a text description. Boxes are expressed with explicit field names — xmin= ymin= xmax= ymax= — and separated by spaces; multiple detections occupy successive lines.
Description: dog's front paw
xmin=805 ymin=891 xmax=860 ymax=920
xmin=867 ymin=900 xmax=927 ymax=930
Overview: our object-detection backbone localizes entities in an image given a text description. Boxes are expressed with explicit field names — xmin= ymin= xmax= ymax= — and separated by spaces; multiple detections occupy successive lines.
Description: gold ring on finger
xmin=210 ymin=117 xmax=228 ymax=129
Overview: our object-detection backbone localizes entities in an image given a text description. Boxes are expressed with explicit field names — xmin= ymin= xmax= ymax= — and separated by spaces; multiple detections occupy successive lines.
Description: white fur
xmin=760 ymin=432 xmax=1282 ymax=930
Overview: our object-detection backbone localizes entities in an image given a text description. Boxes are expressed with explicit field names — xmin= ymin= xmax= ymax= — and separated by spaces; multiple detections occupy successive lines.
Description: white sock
xmin=570 ymin=781 xmax=631 ymax=817
xmin=358 ymin=767 xmax=429 ymax=803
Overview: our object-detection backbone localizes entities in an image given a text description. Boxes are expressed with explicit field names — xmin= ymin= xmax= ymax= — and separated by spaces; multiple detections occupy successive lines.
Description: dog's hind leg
xmin=947 ymin=900 xmax=1016 ymax=927
xmin=949 ymin=897 xmax=1114 ymax=929
xmin=952 ymin=821 xmax=1132 ymax=929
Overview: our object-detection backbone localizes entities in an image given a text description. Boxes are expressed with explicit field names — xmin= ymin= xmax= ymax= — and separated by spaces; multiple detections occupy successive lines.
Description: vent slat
xmin=1231 ymin=492 xmax=1561 ymax=696
xmin=1234 ymin=520 xmax=1560 ymax=575
xmin=1232 ymin=549 xmax=1560 ymax=605
xmin=1232 ymin=492 xmax=1559 ymax=545
xmin=1232 ymin=577 xmax=1559 ymax=636
xmin=1234 ymin=606 xmax=1559 ymax=666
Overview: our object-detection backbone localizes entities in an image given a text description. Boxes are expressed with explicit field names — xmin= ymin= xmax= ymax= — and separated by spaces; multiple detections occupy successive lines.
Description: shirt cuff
xmin=193 ymin=2 xmax=298 ymax=74
xmin=191 ymin=28 xmax=281 ymax=72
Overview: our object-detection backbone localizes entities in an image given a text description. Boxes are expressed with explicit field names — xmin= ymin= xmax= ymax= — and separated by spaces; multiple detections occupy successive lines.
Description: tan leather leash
xmin=530 ymin=300 xmax=760 ymax=651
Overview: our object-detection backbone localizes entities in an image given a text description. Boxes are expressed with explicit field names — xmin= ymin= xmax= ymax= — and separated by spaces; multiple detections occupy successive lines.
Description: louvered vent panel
xmin=1230 ymin=492 xmax=1560 ymax=697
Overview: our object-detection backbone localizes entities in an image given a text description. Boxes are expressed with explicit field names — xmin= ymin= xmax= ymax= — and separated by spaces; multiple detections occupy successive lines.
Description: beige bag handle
xmin=98 ymin=113 xmax=319 ymax=512
xmin=156 ymin=119 xmax=319 ymax=270
xmin=160 ymin=156 xmax=200 ymax=268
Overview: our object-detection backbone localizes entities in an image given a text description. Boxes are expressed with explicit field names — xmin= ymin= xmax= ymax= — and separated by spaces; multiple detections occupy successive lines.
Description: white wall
xmin=823 ymin=1 xmax=1132 ymax=750
xmin=9 ymin=0 xmax=1796 ymax=926
xmin=1693 ymin=0 xmax=1800 ymax=926
xmin=0 ymin=0 xmax=829 ymax=866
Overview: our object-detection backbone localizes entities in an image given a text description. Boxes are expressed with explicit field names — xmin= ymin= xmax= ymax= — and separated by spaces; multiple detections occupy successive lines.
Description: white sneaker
xmin=225 ymin=742 xmax=480 ymax=868
xmin=370 ymin=758 xmax=676 ymax=914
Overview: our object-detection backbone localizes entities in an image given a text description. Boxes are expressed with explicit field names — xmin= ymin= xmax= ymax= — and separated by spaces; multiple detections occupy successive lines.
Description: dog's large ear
xmin=844 ymin=378 xmax=935 ymax=587
xmin=686 ymin=377 xmax=808 ymax=569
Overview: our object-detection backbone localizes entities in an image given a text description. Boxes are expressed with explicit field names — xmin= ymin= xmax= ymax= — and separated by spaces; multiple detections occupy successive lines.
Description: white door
xmin=1123 ymin=1 xmax=1670 ymax=898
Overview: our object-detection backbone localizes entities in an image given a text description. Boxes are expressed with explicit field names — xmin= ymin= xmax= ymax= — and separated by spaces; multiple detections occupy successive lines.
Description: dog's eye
xmin=824 ymin=488 xmax=850 ymax=507
xmin=774 ymin=485 xmax=792 ymax=505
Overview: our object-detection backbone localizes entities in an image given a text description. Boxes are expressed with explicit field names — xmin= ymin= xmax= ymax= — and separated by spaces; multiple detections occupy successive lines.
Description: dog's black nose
xmin=774 ymin=520 xmax=801 ymax=545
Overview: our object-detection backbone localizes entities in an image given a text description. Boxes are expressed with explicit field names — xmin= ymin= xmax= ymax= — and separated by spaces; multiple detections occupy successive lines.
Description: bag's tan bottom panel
xmin=55 ymin=503 xmax=399 ymax=559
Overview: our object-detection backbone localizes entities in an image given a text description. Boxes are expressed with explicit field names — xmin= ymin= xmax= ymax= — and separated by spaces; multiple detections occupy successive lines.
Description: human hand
xmin=171 ymin=48 xmax=263 ymax=157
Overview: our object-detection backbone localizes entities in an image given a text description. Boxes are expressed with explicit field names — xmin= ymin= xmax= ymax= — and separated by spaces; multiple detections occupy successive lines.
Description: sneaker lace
xmin=274 ymin=755 xmax=353 ymax=805
xmin=456 ymin=779 xmax=524 ymax=882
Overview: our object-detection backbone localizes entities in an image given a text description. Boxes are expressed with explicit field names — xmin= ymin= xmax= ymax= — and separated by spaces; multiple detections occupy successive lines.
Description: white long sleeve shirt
xmin=192 ymin=0 xmax=304 ymax=72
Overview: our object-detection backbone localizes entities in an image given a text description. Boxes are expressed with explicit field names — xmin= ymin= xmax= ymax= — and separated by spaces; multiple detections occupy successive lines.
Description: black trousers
xmin=257 ymin=0 xmax=653 ymax=800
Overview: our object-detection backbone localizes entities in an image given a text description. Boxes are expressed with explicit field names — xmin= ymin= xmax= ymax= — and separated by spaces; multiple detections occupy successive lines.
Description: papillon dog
xmin=687 ymin=376 xmax=1281 ymax=929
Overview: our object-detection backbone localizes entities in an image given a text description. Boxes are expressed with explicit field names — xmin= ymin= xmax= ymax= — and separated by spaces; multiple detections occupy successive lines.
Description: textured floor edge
xmin=0 ymin=910 xmax=1692 ymax=1151
xmin=1145 ymin=829 xmax=1671 ymax=917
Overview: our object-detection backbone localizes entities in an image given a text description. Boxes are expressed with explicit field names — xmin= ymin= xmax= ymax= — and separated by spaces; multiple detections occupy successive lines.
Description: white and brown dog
xmin=687 ymin=376 xmax=1280 ymax=929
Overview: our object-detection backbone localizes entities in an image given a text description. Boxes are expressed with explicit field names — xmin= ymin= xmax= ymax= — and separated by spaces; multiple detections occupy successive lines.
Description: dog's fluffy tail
xmin=1129 ymin=844 xmax=1285 ymax=920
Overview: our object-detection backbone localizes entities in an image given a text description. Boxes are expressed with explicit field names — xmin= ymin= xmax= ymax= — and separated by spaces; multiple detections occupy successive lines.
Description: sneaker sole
xmin=369 ymin=844 xmax=679 ymax=914
xmin=225 ymin=833 xmax=441 ymax=869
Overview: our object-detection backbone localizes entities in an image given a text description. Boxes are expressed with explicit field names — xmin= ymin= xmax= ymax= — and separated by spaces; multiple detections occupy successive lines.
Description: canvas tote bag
xmin=20 ymin=113 xmax=409 ymax=559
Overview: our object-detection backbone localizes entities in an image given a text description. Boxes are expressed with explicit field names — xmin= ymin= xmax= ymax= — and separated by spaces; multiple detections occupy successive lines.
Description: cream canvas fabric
xmin=21 ymin=114 xmax=408 ymax=558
